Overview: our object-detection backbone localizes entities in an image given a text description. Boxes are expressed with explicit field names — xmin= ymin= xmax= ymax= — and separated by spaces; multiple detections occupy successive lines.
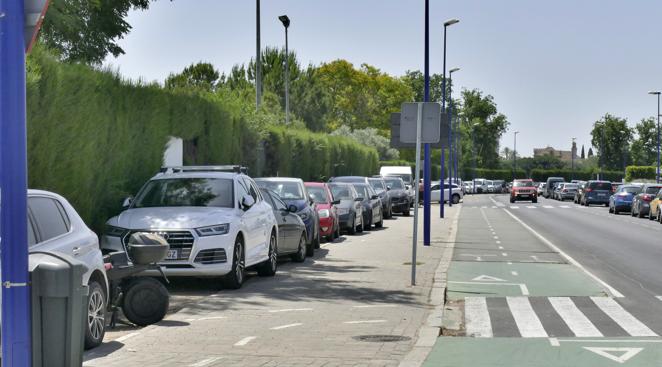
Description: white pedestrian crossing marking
xmin=590 ymin=297 xmax=657 ymax=336
xmin=543 ymin=205 xmax=554 ymax=209
xmin=526 ymin=206 xmax=536 ymax=209
xmin=560 ymin=205 xmax=570 ymax=208
xmin=507 ymin=297 xmax=547 ymax=337
xmin=465 ymin=297 xmax=493 ymax=337
xmin=510 ymin=206 xmax=519 ymax=209
xmin=548 ymin=297 xmax=602 ymax=337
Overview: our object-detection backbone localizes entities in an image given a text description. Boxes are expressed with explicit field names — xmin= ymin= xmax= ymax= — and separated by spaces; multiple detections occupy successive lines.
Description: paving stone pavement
xmin=84 ymin=205 xmax=458 ymax=367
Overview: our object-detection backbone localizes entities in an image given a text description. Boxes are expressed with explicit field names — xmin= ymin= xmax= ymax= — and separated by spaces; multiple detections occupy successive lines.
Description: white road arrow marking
xmin=472 ymin=275 xmax=507 ymax=282
xmin=583 ymin=347 xmax=643 ymax=364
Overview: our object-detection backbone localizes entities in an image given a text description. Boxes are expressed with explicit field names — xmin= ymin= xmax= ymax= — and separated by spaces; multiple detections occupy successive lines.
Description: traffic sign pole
xmin=411 ymin=103 xmax=423 ymax=286
xmin=423 ymin=0 xmax=431 ymax=246
xmin=1 ymin=0 xmax=32 ymax=365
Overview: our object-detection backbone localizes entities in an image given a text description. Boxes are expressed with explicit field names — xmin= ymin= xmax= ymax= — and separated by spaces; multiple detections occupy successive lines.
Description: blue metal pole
xmin=657 ymin=94 xmax=660 ymax=184
xmin=0 ymin=0 xmax=32 ymax=365
xmin=448 ymin=75 xmax=453 ymax=207
xmin=423 ymin=0 xmax=431 ymax=246
xmin=440 ymin=25 xmax=447 ymax=217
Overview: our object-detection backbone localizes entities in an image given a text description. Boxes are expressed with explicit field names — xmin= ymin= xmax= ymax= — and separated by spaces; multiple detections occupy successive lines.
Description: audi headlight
xmin=196 ymin=224 xmax=230 ymax=237
xmin=105 ymin=225 xmax=127 ymax=237
xmin=337 ymin=208 xmax=349 ymax=215
xmin=318 ymin=209 xmax=330 ymax=218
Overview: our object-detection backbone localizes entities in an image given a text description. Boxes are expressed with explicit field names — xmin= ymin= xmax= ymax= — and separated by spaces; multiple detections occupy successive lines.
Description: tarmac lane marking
xmin=270 ymin=323 xmax=303 ymax=330
xmin=234 ymin=336 xmax=257 ymax=346
xmin=506 ymin=296 xmax=547 ymax=337
xmin=548 ymin=297 xmax=603 ymax=337
xmin=590 ymin=297 xmax=657 ymax=336
xmin=190 ymin=357 xmax=223 ymax=367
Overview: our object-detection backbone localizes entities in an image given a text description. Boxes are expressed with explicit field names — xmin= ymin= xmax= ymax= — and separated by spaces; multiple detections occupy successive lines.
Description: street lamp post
xmin=572 ymin=137 xmax=576 ymax=180
xmin=448 ymin=67 xmax=460 ymax=206
xmin=441 ymin=18 xmax=459 ymax=216
xmin=256 ymin=0 xmax=262 ymax=109
xmin=649 ymin=91 xmax=661 ymax=183
xmin=472 ymin=122 xmax=479 ymax=194
xmin=513 ymin=131 xmax=519 ymax=179
xmin=279 ymin=15 xmax=291 ymax=125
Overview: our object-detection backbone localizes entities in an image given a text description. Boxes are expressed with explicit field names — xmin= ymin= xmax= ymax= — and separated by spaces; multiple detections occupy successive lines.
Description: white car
xmin=102 ymin=166 xmax=279 ymax=289
xmin=26 ymin=190 xmax=108 ymax=349
xmin=486 ymin=180 xmax=495 ymax=193
xmin=430 ymin=182 xmax=463 ymax=204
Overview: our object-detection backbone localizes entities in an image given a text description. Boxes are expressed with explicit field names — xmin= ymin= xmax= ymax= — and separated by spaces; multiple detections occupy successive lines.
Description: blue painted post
xmin=440 ymin=25 xmax=447 ymax=217
xmin=423 ymin=0 xmax=431 ymax=246
xmin=0 ymin=0 xmax=32 ymax=365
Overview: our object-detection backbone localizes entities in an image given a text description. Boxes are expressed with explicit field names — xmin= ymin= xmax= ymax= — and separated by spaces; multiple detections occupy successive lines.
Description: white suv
xmin=101 ymin=166 xmax=279 ymax=289
xmin=26 ymin=190 xmax=108 ymax=349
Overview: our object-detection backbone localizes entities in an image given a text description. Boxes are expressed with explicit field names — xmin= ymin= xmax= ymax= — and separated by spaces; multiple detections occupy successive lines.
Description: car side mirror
xmin=332 ymin=200 xmax=341 ymax=205
xmin=241 ymin=195 xmax=255 ymax=210
xmin=386 ymin=186 xmax=391 ymax=191
xmin=122 ymin=196 xmax=133 ymax=209
xmin=288 ymin=204 xmax=298 ymax=213
xmin=308 ymin=194 xmax=315 ymax=205
xmin=371 ymin=195 xmax=379 ymax=200
xmin=355 ymin=197 xmax=363 ymax=202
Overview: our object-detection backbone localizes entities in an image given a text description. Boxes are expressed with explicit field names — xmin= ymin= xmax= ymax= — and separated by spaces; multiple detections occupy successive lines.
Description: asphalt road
xmin=490 ymin=194 xmax=662 ymax=333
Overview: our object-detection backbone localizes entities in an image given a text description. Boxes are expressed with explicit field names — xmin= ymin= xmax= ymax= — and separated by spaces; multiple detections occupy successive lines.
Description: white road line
xmin=344 ymin=320 xmax=387 ymax=324
xmin=115 ymin=332 xmax=140 ymax=343
xmin=590 ymin=297 xmax=657 ymax=336
xmin=270 ymin=323 xmax=303 ymax=330
xmin=531 ymin=255 xmax=540 ymax=262
xmin=510 ymin=206 xmax=520 ymax=209
xmin=656 ymin=296 xmax=662 ymax=302
xmin=465 ymin=297 xmax=493 ymax=337
xmin=498 ymin=246 xmax=504 ymax=250
xmin=234 ymin=336 xmax=257 ymax=346
xmin=268 ymin=308 xmax=313 ymax=313
xmin=501 ymin=252 xmax=508 ymax=257
xmin=449 ymin=281 xmax=529 ymax=296
xmin=496 ymin=240 xmax=502 ymax=244
xmin=543 ymin=205 xmax=554 ymax=209
xmin=526 ymin=206 xmax=536 ymax=209
xmin=511 ymin=271 xmax=519 ymax=276
xmin=492 ymin=206 xmax=498 ymax=209
xmin=503 ymin=209 xmax=624 ymax=298
xmin=185 ymin=316 xmax=226 ymax=322
xmin=493 ymin=236 xmax=499 ymax=239
xmin=560 ymin=205 xmax=570 ymax=208
xmin=190 ymin=357 xmax=223 ymax=367
xmin=352 ymin=304 xmax=396 ymax=308
xmin=548 ymin=297 xmax=603 ymax=337
xmin=507 ymin=297 xmax=548 ymax=337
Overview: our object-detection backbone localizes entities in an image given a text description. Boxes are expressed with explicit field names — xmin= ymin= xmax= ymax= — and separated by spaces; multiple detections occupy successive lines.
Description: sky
xmin=104 ymin=0 xmax=662 ymax=158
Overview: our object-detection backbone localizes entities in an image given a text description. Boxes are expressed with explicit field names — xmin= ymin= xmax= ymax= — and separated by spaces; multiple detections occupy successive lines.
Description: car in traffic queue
xmin=259 ymin=188 xmax=308 ymax=262
xmin=647 ymin=189 xmax=662 ymax=222
xmin=351 ymin=183 xmax=384 ymax=229
xmin=556 ymin=183 xmax=579 ymax=201
xmin=486 ymin=180 xmax=495 ymax=193
xmin=382 ymin=176 xmax=411 ymax=216
xmin=304 ymin=182 xmax=341 ymax=242
xmin=23 ymin=190 xmax=110 ymax=349
xmin=102 ymin=166 xmax=279 ymax=291
xmin=368 ymin=177 xmax=394 ymax=219
xmin=430 ymin=182 xmax=463 ymax=204
xmin=255 ymin=177 xmax=321 ymax=254
xmin=537 ymin=182 xmax=546 ymax=197
xmin=611 ymin=182 xmax=621 ymax=194
xmin=574 ymin=181 xmax=587 ymax=204
xmin=631 ymin=183 xmax=662 ymax=218
xmin=510 ymin=179 xmax=538 ymax=203
xmin=609 ymin=184 xmax=642 ymax=215
xmin=544 ymin=177 xmax=565 ymax=198
xmin=493 ymin=180 xmax=506 ymax=193
xmin=327 ymin=182 xmax=364 ymax=234
xmin=380 ymin=166 xmax=414 ymax=203
xmin=580 ymin=180 xmax=612 ymax=207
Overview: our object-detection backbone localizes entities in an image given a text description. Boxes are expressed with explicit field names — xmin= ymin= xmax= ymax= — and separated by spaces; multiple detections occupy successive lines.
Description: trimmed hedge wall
xmin=625 ymin=166 xmax=656 ymax=182
xmin=529 ymin=169 xmax=623 ymax=182
xmin=26 ymin=51 xmax=378 ymax=232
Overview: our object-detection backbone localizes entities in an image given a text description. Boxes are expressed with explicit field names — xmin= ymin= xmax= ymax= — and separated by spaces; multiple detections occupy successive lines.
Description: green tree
xmin=402 ymin=71 xmax=446 ymax=103
xmin=588 ymin=147 xmax=594 ymax=157
xmin=580 ymin=145 xmax=585 ymax=159
xmin=40 ymin=0 xmax=151 ymax=64
xmin=630 ymin=117 xmax=657 ymax=166
xmin=165 ymin=62 xmax=220 ymax=92
xmin=331 ymin=125 xmax=400 ymax=161
xmin=459 ymin=90 xmax=509 ymax=169
xmin=590 ymin=114 xmax=632 ymax=171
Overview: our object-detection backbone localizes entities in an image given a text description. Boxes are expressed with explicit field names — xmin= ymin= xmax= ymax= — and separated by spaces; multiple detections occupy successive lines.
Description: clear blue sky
xmin=104 ymin=0 xmax=662 ymax=158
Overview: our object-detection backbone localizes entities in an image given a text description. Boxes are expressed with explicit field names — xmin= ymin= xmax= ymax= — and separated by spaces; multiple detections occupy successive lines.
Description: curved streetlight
xmin=649 ymin=91 xmax=661 ymax=183
xmin=279 ymin=15 xmax=291 ymax=125
xmin=441 ymin=18 xmax=459 ymax=216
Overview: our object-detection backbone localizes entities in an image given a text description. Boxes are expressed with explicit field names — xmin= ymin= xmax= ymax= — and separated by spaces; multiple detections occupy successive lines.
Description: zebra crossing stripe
xmin=465 ymin=297 xmax=493 ymax=337
xmin=548 ymin=297 xmax=602 ymax=337
xmin=510 ymin=206 xmax=519 ymax=209
xmin=506 ymin=297 xmax=547 ymax=337
xmin=590 ymin=297 xmax=658 ymax=337
xmin=526 ymin=206 xmax=536 ymax=209
xmin=543 ymin=205 xmax=554 ymax=209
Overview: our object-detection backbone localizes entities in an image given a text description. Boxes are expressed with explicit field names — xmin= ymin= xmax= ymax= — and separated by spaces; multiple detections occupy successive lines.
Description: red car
xmin=305 ymin=182 xmax=341 ymax=242
xmin=510 ymin=179 xmax=538 ymax=203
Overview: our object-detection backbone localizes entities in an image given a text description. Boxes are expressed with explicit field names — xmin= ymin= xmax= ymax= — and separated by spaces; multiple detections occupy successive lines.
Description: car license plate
xmin=598 ymin=193 xmax=606 ymax=196
xmin=520 ymin=194 xmax=529 ymax=198
xmin=166 ymin=249 xmax=179 ymax=260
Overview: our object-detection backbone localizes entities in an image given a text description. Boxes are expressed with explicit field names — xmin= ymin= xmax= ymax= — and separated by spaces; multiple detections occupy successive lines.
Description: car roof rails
xmin=160 ymin=165 xmax=249 ymax=174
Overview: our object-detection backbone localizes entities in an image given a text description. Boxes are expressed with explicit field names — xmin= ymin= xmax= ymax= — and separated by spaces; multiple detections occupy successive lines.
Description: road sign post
xmin=411 ymin=103 xmax=423 ymax=286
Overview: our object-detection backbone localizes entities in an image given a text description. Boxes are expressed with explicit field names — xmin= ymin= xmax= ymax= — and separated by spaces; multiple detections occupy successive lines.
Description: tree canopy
xmin=590 ymin=114 xmax=632 ymax=171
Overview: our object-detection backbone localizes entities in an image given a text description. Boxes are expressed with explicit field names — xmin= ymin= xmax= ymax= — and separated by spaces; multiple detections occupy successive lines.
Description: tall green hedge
xmin=625 ymin=166 xmax=656 ymax=182
xmin=26 ymin=51 xmax=378 ymax=232
xmin=529 ymin=169 xmax=623 ymax=182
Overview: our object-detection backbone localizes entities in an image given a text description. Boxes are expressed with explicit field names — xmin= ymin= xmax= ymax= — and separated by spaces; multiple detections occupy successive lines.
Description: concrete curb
xmin=399 ymin=205 xmax=461 ymax=367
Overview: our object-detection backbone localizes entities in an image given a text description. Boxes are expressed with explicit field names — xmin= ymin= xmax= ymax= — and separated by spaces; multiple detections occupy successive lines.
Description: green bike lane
xmin=423 ymin=195 xmax=661 ymax=367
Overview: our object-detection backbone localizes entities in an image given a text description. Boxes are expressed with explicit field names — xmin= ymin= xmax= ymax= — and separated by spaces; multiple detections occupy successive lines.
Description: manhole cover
xmin=353 ymin=335 xmax=411 ymax=343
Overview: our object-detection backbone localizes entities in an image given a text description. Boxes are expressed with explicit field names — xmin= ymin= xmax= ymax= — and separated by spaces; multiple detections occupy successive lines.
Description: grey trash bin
xmin=29 ymin=251 xmax=89 ymax=367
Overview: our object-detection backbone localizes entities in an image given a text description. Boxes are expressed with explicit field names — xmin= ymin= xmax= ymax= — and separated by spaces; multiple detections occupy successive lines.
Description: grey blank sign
xmin=400 ymin=102 xmax=441 ymax=144
xmin=390 ymin=113 xmax=449 ymax=149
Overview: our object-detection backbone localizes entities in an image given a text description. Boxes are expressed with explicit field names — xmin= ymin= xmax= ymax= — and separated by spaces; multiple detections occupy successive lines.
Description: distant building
xmin=533 ymin=144 xmax=579 ymax=162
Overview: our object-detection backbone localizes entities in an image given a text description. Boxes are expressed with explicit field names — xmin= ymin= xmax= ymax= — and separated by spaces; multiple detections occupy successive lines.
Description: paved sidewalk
xmin=85 ymin=205 xmax=459 ymax=367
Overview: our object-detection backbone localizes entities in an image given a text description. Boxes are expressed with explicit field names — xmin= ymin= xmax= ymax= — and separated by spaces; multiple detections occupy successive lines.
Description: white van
xmin=380 ymin=166 xmax=414 ymax=203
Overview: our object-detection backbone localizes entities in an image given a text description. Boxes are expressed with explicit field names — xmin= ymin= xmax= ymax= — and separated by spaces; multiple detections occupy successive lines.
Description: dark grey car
xmin=352 ymin=183 xmax=383 ymax=229
xmin=382 ymin=176 xmax=410 ymax=216
xmin=260 ymin=188 xmax=307 ymax=262
xmin=631 ymin=183 xmax=662 ymax=218
xmin=369 ymin=177 xmax=393 ymax=219
xmin=328 ymin=183 xmax=364 ymax=234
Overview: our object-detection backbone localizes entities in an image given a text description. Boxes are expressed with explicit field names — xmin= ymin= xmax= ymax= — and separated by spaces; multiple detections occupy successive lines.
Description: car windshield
xmin=257 ymin=181 xmax=304 ymax=200
xmin=564 ymin=184 xmax=578 ymax=189
xmin=133 ymin=178 xmax=234 ymax=208
xmin=384 ymin=178 xmax=404 ymax=190
xmin=329 ymin=185 xmax=353 ymax=200
xmin=369 ymin=179 xmax=385 ymax=193
xmin=590 ymin=182 xmax=612 ymax=190
xmin=645 ymin=186 xmax=662 ymax=194
xmin=385 ymin=174 xmax=411 ymax=184
xmin=306 ymin=186 xmax=329 ymax=203
xmin=353 ymin=184 xmax=370 ymax=199
xmin=513 ymin=181 xmax=533 ymax=187
xmin=621 ymin=187 xmax=641 ymax=194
